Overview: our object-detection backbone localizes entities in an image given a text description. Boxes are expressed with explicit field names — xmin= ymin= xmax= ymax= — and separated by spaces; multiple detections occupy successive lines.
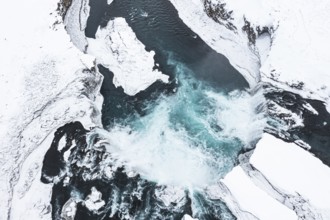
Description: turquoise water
xmin=84 ymin=0 xmax=265 ymax=218
xmin=97 ymin=60 xmax=265 ymax=188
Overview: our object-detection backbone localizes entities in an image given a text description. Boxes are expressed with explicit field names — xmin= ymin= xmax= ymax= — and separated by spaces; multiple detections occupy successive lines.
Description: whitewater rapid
xmin=89 ymin=62 xmax=266 ymax=189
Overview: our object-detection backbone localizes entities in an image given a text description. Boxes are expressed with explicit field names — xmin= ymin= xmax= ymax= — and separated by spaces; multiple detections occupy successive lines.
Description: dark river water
xmin=265 ymin=89 xmax=330 ymax=166
xmin=40 ymin=0 xmax=330 ymax=219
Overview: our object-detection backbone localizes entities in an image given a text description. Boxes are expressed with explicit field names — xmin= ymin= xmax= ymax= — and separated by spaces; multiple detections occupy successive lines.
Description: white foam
xmin=95 ymin=111 xmax=216 ymax=188
xmin=91 ymin=73 xmax=266 ymax=188
xmin=205 ymin=89 xmax=266 ymax=147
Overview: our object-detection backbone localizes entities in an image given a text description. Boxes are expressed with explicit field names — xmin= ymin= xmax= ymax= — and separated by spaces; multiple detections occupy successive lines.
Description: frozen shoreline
xmin=0 ymin=0 xmax=103 ymax=218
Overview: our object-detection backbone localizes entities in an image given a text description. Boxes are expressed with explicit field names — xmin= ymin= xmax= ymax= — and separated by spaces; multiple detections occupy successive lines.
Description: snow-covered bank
xmin=204 ymin=0 xmax=330 ymax=111
xmin=170 ymin=0 xmax=330 ymax=112
xmin=0 ymin=0 xmax=103 ymax=219
xmin=87 ymin=18 xmax=169 ymax=96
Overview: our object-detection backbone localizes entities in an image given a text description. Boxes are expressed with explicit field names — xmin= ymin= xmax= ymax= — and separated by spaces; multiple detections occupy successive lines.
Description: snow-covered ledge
xmin=0 ymin=0 xmax=103 ymax=219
